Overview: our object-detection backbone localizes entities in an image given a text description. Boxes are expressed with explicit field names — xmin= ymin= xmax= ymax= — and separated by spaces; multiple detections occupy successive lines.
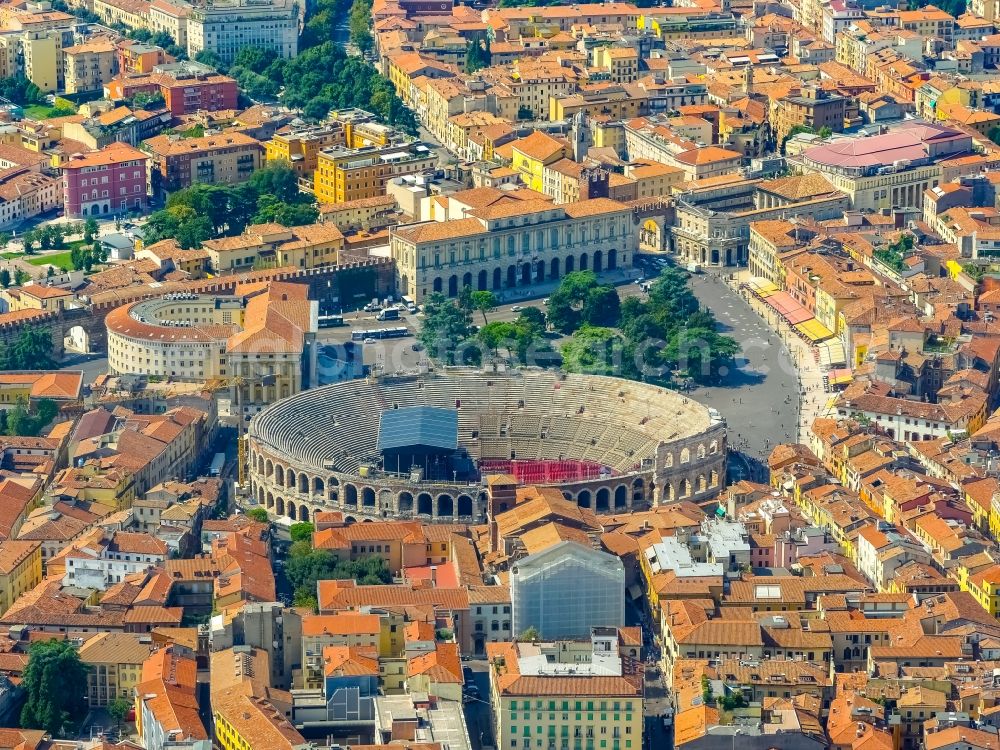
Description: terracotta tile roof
xmin=510 ymin=130 xmax=569 ymax=162
xmin=301 ymin=613 xmax=381 ymax=637
xmin=407 ymin=642 xmax=462 ymax=683
xmin=319 ymin=580 xmax=469 ymax=614
xmin=323 ymin=644 xmax=379 ymax=676
xmin=78 ymin=631 xmax=154 ymax=665
xmin=62 ymin=142 xmax=146 ymax=170
xmin=0 ymin=540 xmax=37 ymax=575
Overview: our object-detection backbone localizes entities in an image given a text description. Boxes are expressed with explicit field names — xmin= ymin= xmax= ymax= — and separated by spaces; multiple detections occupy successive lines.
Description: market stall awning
xmin=795 ymin=319 xmax=834 ymax=342
xmin=746 ymin=278 xmax=779 ymax=297
xmin=818 ymin=339 xmax=846 ymax=368
xmin=764 ymin=291 xmax=814 ymax=325
xmin=827 ymin=368 xmax=853 ymax=386
xmin=786 ymin=308 xmax=813 ymax=325
xmin=764 ymin=291 xmax=798 ymax=315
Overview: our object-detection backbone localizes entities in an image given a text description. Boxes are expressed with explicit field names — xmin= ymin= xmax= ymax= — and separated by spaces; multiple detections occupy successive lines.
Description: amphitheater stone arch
xmin=578 ymin=489 xmax=591 ymax=508
xmin=458 ymin=494 xmax=473 ymax=517
xmin=680 ymin=448 xmax=690 ymax=464
xmin=596 ymin=487 xmax=610 ymax=511
xmin=362 ymin=487 xmax=376 ymax=508
xmin=399 ymin=491 xmax=414 ymax=514
xmin=614 ymin=485 xmax=627 ymax=509
xmin=632 ymin=478 xmax=644 ymax=505
xmin=437 ymin=494 xmax=454 ymax=517
xmin=418 ymin=492 xmax=433 ymax=516
xmin=277 ymin=497 xmax=285 ymax=515
xmin=345 ymin=484 xmax=358 ymax=506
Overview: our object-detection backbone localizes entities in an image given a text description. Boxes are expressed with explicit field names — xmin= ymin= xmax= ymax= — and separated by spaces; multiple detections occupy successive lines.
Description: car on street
xmin=463 ymin=666 xmax=475 ymax=684
xmin=363 ymin=337 xmax=376 ymax=344
xmin=511 ymin=305 xmax=523 ymax=312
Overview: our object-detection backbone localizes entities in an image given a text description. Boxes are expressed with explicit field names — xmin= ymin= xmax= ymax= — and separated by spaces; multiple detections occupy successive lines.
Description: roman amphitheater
xmin=246 ymin=368 xmax=727 ymax=523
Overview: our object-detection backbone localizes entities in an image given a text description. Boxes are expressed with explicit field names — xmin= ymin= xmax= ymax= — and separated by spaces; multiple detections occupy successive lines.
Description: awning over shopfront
xmin=746 ymin=278 xmax=779 ymax=297
xmin=827 ymin=368 xmax=854 ymax=386
xmin=818 ymin=339 xmax=846 ymax=368
xmin=795 ymin=319 xmax=834 ymax=342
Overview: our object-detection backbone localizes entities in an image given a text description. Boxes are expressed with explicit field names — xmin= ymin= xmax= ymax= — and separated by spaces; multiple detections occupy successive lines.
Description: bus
xmin=208 ymin=452 xmax=226 ymax=477
xmin=351 ymin=327 xmax=410 ymax=341
xmin=318 ymin=313 xmax=346 ymax=328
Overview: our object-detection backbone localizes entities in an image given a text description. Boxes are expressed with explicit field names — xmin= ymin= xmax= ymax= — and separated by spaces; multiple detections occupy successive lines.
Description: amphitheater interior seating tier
xmin=249 ymin=369 xmax=713 ymax=476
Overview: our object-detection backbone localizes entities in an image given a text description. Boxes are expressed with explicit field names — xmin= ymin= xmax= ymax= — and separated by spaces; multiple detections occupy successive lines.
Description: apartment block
xmin=105 ymin=62 xmax=239 ymax=116
xmin=266 ymin=123 xmax=346 ymax=180
xmin=186 ymin=0 xmax=298 ymax=66
xmin=487 ymin=635 xmax=644 ymax=750
xmin=314 ymin=142 xmax=436 ymax=204
xmin=61 ymin=141 xmax=148 ymax=218
xmin=144 ymin=132 xmax=263 ymax=193
xmin=63 ymin=38 xmax=118 ymax=94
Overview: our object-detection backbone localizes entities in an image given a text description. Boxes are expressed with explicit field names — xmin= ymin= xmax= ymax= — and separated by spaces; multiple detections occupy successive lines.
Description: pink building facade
xmin=62 ymin=141 xmax=149 ymax=218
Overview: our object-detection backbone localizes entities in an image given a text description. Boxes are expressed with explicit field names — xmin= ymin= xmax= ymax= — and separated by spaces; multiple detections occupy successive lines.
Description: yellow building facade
xmin=0 ymin=540 xmax=41 ymax=615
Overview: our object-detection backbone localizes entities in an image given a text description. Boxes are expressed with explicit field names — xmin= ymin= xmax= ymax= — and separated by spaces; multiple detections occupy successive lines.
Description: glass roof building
xmin=511 ymin=541 xmax=625 ymax=640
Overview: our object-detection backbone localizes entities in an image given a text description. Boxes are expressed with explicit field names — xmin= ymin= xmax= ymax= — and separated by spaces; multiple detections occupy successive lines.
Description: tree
xmin=518 ymin=626 xmax=540 ymax=642
xmin=0 ymin=269 xmax=10 ymax=289
xmin=0 ymin=75 xmax=45 ymax=106
xmin=20 ymin=640 xmax=89 ymax=736
xmin=246 ymin=507 xmax=269 ymax=523
xmin=0 ymin=326 xmax=54 ymax=370
xmin=132 ymin=90 xmax=165 ymax=110
xmin=194 ymin=49 xmax=224 ymax=69
xmin=285 ymin=550 xmax=391 ymax=604
xmin=516 ymin=306 xmax=546 ymax=336
xmin=107 ymin=697 xmax=132 ymax=731
xmin=545 ymin=271 xmax=616 ymax=333
xmin=349 ymin=0 xmax=374 ymax=53
xmin=419 ymin=293 xmax=479 ymax=365
xmin=234 ymin=46 xmax=279 ymax=73
xmin=561 ymin=326 xmax=634 ymax=378
xmin=13 ymin=269 xmax=29 ymax=286
xmin=5 ymin=397 xmax=57 ymax=436
xmin=470 ymin=290 xmax=497 ymax=325
xmin=781 ymin=124 xmax=814 ymax=154
xmin=478 ymin=320 xmax=519 ymax=356
xmin=302 ymin=96 xmax=333 ymax=122
xmin=465 ymin=38 xmax=490 ymax=73
xmin=248 ymin=162 xmax=305 ymax=205
xmin=290 ymin=522 xmax=314 ymax=543
xmin=21 ymin=230 xmax=35 ymax=255
xmin=83 ymin=218 xmax=98 ymax=244
xmin=583 ymin=284 xmax=621 ymax=328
